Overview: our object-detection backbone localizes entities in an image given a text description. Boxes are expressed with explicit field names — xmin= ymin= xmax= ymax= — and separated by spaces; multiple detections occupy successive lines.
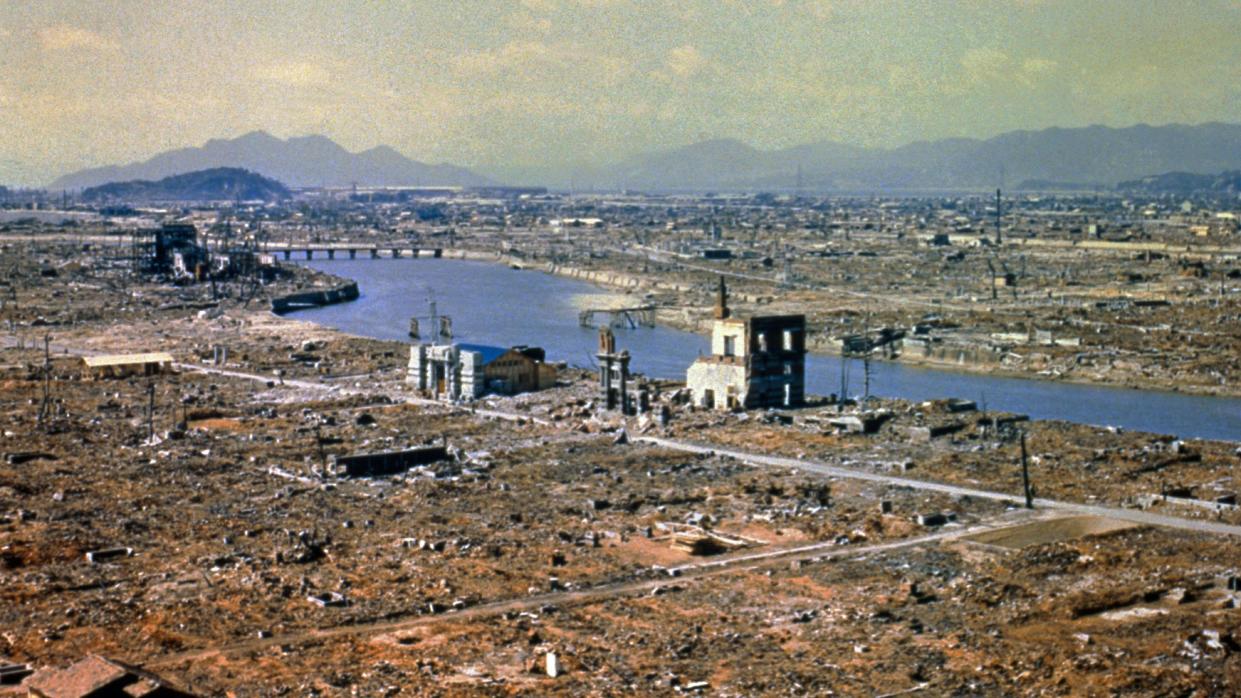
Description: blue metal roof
xmin=458 ymin=343 xmax=508 ymax=364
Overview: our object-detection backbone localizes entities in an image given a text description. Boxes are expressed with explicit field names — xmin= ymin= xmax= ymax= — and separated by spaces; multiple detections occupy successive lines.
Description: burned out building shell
xmin=407 ymin=344 xmax=485 ymax=401
xmin=408 ymin=343 xmax=555 ymax=400
xmin=483 ymin=346 xmax=557 ymax=394
xmin=687 ymin=278 xmax=806 ymax=410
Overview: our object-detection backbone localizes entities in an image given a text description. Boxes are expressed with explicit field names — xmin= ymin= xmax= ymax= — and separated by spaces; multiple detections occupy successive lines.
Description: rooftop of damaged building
xmin=21 ymin=655 xmax=194 ymax=698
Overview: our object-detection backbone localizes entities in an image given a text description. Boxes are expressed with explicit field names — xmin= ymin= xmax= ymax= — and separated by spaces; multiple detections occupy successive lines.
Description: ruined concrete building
xmin=150 ymin=223 xmax=201 ymax=276
xmin=596 ymin=327 xmax=631 ymax=412
xmin=687 ymin=277 xmax=806 ymax=410
xmin=408 ymin=343 xmax=555 ymax=400
xmin=407 ymin=343 xmax=484 ymax=401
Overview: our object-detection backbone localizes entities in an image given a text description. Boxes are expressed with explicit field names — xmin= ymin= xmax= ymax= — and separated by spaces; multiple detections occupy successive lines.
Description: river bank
xmin=4 ymin=235 xmax=1240 ymax=696
xmin=288 ymin=256 xmax=1241 ymax=440
xmin=434 ymin=249 xmax=1241 ymax=400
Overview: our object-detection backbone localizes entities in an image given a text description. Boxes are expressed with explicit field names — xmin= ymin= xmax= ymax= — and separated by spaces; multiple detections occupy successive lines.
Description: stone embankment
xmin=270 ymin=281 xmax=360 ymax=314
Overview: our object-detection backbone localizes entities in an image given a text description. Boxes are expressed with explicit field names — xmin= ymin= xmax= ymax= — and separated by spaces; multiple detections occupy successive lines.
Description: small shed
xmin=81 ymin=353 xmax=174 ymax=380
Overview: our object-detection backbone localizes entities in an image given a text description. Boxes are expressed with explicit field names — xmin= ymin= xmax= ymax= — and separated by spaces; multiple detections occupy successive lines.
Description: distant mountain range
xmin=46 ymin=122 xmax=1241 ymax=193
xmin=52 ymin=131 xmax=493 ymax=190
xmin=1117 ymin=170 xmax=1241 ymax=195
xmin=538 ymin=122 xmax=1241 ymax=192
xmin=80 ymin=168 xmax=290 ymax=202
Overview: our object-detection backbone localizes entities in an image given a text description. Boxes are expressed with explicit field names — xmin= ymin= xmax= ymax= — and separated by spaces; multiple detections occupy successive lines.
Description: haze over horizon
xmin=3 ymin=0 xmax=1241 ymax=187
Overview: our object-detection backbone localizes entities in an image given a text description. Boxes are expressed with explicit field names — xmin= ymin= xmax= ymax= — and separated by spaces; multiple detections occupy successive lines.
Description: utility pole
xmin=1020 ymin=431 xmax=1034 ymax=509
xmin=837 ymin=354 xmax=849 ymax=413
xmin=428 ymin=291 xmax=439 ymax=345
xmin=147 ymin=382 xmax=155 ymax=443
xmin=862 ymin=316 xmax=872 ymax=403
xmin=314 ymin=423 xmax=326 ymax=466
xmin=994 ymin=188 xmax=1002 ymax=245
xmin=37 ymin=334 xmax=51 ymax=429
xmin=863 ymin=354 xmax=872 ymax=403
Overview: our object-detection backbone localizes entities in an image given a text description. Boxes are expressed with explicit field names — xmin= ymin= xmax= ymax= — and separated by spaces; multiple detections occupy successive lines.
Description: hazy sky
xmin=2 ymin=0 xmax=1241 ymax=185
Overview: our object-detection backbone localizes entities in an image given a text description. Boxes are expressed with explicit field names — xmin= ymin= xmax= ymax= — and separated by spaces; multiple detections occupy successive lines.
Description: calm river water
xmin=293 ymin=258 xmax=1241 ymax=442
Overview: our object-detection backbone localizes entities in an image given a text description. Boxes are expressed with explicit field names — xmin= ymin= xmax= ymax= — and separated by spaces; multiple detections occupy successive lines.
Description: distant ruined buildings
xmin=406 ymin=276 xmax=806 ymax=413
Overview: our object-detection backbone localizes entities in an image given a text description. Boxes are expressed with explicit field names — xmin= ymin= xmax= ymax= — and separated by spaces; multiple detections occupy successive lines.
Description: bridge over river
xmin=258 ymin=242 xmax=444 ymax=261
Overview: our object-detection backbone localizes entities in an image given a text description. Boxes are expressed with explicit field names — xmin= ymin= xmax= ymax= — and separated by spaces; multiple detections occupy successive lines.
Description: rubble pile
xmin=1 ymin=233 xmax=1240 ymax=694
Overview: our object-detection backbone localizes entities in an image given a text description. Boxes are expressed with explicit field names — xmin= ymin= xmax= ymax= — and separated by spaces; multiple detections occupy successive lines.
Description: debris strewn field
xmin=2 ymin=218 xmax=1241 ymax=696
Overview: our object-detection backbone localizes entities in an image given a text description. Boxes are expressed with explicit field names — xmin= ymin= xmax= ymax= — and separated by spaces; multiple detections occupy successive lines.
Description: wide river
xmin=292 ymin=258 xmax=1241 ymax=442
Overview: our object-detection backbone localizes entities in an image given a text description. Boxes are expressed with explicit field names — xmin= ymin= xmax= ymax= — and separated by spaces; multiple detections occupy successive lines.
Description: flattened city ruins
xmin=5 ymin=4 xmax=1241 ymax=694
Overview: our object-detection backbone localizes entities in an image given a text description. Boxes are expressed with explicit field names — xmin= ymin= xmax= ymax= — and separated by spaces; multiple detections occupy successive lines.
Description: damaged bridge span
xmin=578 ymin=305 xmax=657 ymax=329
